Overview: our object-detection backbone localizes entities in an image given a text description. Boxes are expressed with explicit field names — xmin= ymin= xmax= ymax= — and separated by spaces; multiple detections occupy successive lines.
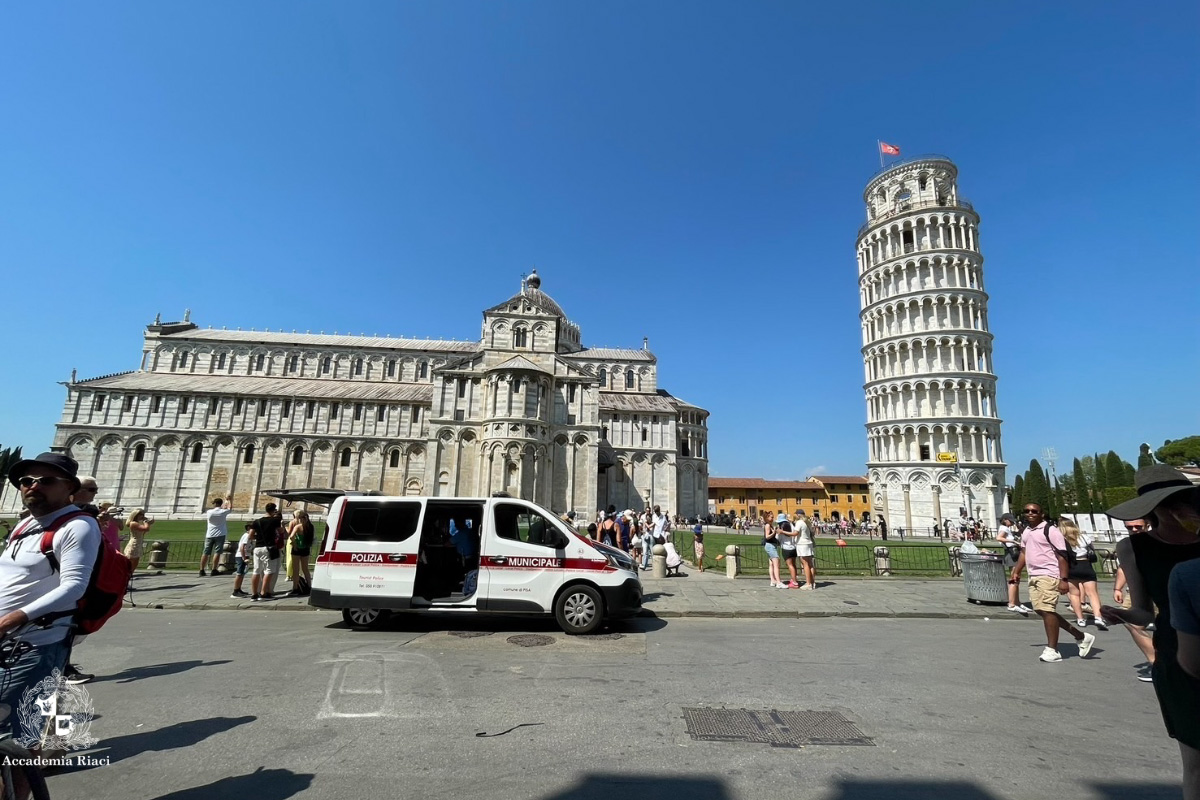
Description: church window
xmin=376 ymin=405 xmax=385 ymax=421
xmin=641 ymin=428 xmax=647 ymax=443
xmin=234 ymin=398 xmax=243 ymax=415
xmin=340 ymin=448 xmax=352 ymax=467
xmin=354 ymin=403 xmax=363 ymax=421
xmin=568 ymin=384 xmax=576 ymax=403
xmin=243 ymin=444 xmax=255 ymax=464
xmin=389 ymin=450 xmax=400 ymax=468
xmin=353 ymin=358 xmax=363 ymax=376
xmin=567 ymin=414 xmax=576 ymax=425
xmin=625 ymin=370 xmax=634 ymax=389
xmin=919 ymin=444 xmax=931 ymax=461
xmin=514 ymin=328 xmax=528 ymax=348
xmin=387 ymin=359 xmax=396 ymax=378
xmin=601 ymin=426 xmax=608 ymax=441
xmin=331 ymin=403 xmax=340 ymax=419
xmin=255 ymin=354 xmax=265 ymax=371
xmin=123 ymin=395 xmax=135 ymax=412
xmin=180 ymin=397 xmax=190 ymax=413
xmin=455 ymin=410 xmax=465 ymax=421
xmin=681 ymin=438 xmax=690 ymax=457
xmin=93 ymin=395 xmax=104 ymax=411
xmin=191 ymin=443 xmax=203 ymax=463
xmin=287 ymin=355 xmax=298 ymax=373
xmin=217 ymin=353 xmax=227 ymax=370
xmin=306 ymin=401 xmax=315 ymax=419
xmin=292 ymin=447 xmax=303 ymax=466
xmin=133 ymin=444 xmax=145 ymax=462
xmin=420 ymin=361 xmax=428 ymax=379
xmin=282 ymin=399 xmax=291 ymax=417
xmin=258 ymin=399 xmax=267 ymax=416
xmin=458 ymin=379 xmax=467 ymax=398
xmin=151 ymin=396 xmax=161 ymax=413
xmin=179 ymin=352 xmax=188 ymax=368
xmin=598 ymin=368 xmax=607 ymax=387
xmin=321 ymin=357 xmax=331 ymax=375
xmin=918 ymin=175 xmax=928 ymax=191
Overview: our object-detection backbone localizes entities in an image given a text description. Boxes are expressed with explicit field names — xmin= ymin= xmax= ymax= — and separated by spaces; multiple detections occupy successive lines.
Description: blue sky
xmin=1 ymin=2 xmax=1197 ymax=481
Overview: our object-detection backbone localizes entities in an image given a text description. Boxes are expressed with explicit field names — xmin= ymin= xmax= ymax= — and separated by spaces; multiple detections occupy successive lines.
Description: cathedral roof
xmin=149 ymin=327 xmax=478 ymax=353
xmin=657 ymin=389 xmax=703 ymax=411
xmin=74 ymin=371 xmax=435 ymax=403
xmin=568 ymin=348 xmax=655 ymax=362
xmin=598 ymin=392 xmax=677 ymax=413
xmin=490 ymin=355 xmax=548 ymax=373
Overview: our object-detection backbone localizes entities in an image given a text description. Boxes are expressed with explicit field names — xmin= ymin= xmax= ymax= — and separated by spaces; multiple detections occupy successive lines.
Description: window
xmin=641 ymin=428 xmax=647 ymax=443
xmin=234 ymin=398 xmax=243 ymax=415
xmin=354 ymin=403 xmax=363 ymax=421
xmin=353 ymin=358 xmax=363 ymax=376
xmin=567 ymin=414 xmax=576 ymax=425
xmin=255 ymin=354 xmax=265 ymax=371
xmin=306 ymin=401 xmax=315 ymax=419
xmin=341 ymin=501 xmax=422 ymax=542
xmin=830 ymin=495 xmax=839 ymax=503
xmin=419 ymin=362 xmax=428 ymax=379
xmin=376 ymin=405 xmax=385 ymax=422
xmin=321 ymin=357 xmax=331 ymax=375
xmin=454 ymin=409 xmax=465 ymax=421
xmin=387 ymin=359 xmax=396 ymax=378
xmin=258 ymin=399 xmax=267 ymax=416
xmin=514 ymin=328 xmax=528 ymax=348
xmin=918 ymin=176 xmax=928 ymax=191
xmin=920 ymin=444 xmax=931 ymax=461
xmin=179 ymin=352 xmax=188 ymax=368
xmin=217 ymin=353 xmax=227 ymax=370
xmin=625 ymin=369 xmax=635 ymax=389
xmin=340 ymin=448 xmax=352 ymax=467
xmin=287 ymin=355 xmax=298 ymax=373
xmin=93 ymin=395 xmax=104 ymax=411
xmin=493 ymin=504 xmax=565 ymax=549
xmin=123 ymin=395 xmax=134 ymax=412
xmin=151 ymin=396 xmax=161 ymax=413
xmin=133 ymin=444 xmax=146 ymax=462
xmin=862 ymin=495 xmax=867 ymax=504
xmin=243 ymin=444 xmax=255 ymax=464
xmin=458 ymin=380 xmax=466 ymax=398
xmin=414 ymin=407 xmax=421 ymax=423
xmin=513 ymin=380 xmax=522 ymax=395
xmin=389 ymin=450 xmax=400 ymax=468
xmin=681 ymin=439 xmax=689 ymax=457
xmin=598 ymin=368 xmax=607 ymax=387
xmin=292 ymin=446 xmax=303 ymax=466
xmin=282 ymin=399 xmax=291 ymax=418
xmin=331 ymin=403 xmax=339 ymax=419
xmin=601 ymin=426 xmax=608 ymax=441
xmin=567 ymin=384 xmax=576 ymax=403
xmin=191 ymin=443 xmax=203 ymax=463
xmin=180 ymin=397 xmax=190 ymax=413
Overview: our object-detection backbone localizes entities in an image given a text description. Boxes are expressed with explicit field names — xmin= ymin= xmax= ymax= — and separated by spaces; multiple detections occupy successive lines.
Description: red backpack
xmin=11 ymin=510 xmax=132 ymax=634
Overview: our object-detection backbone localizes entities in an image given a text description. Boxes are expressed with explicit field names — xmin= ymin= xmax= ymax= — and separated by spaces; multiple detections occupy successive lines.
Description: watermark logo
xmin=16 ymin=669 xmax=97 ymax=751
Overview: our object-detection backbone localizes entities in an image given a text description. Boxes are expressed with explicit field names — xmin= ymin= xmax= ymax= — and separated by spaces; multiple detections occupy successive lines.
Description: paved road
xmin=43 ymin=609 xmax=1178 ymax=800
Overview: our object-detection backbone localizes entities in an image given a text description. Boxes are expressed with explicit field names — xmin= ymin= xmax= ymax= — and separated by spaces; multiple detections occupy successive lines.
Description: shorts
xmin=781 ymin=547 xmax=797 ymax=561
xmin=1068 ymin=562 xmax=1097 ymax=582
xmin=1029 ymin=576 xmax=1063 ymax=612
xmin=0 ymin=637 xmax=69 ymax=745
xmin=124 ymin=533 xmax=145 ymax=560
xmin=202 ymin=535 xmax=226 ymax=557
xmin=234 ymin=556 xmax=248 ymax=576
xmin=763 ymin=543 xmax=779 ymax=559
xmin=253 ymin=546 xmax=275 ymax=576
xmin=291 ymin=547 xmax=311 ymax=558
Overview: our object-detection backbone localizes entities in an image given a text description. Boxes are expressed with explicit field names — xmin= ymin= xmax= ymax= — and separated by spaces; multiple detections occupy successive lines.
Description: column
xmin=902 ymin=483 xmax=913 ymax=532
xmin=932 ymin=485 xmax=943 ymax=534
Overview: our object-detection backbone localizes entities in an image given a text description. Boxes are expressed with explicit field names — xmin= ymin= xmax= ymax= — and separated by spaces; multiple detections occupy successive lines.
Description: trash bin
xmin=960 ymin=551 xmax=1008 ymax=604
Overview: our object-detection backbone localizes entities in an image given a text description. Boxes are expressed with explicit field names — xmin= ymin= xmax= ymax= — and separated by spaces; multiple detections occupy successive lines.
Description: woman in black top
xmin=1107 ymin=465 xmax=1200 ymax=797
xmin=287 ymin=509 xmax=315 ymax=597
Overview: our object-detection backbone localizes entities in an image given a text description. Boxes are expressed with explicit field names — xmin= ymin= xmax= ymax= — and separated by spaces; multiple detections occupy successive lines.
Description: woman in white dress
xmin=793 ymin=511 xmax=816 ymax=590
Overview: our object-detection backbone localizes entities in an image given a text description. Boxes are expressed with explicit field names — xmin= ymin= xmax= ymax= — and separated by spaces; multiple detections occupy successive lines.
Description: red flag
xmin=880 ymin=142 xmax=900 ymax=156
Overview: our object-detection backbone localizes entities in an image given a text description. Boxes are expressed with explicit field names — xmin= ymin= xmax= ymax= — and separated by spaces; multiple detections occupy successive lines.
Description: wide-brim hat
xmin=1107 ymin=464 xmax=1197 ymax=520
xmin=775 ymin=513 xmax=788 ymax=524
xmin=7 ymin=452 xmax=81 ymax=492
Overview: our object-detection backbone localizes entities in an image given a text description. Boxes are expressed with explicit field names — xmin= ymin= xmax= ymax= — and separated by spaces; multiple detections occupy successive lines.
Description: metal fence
xmin=141 ymin=539 xmax=210 ymax=570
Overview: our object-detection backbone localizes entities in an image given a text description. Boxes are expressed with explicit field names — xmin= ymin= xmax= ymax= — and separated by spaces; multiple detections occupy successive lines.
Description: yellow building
xmin=708 ymin=475 xmax=871 ymax=523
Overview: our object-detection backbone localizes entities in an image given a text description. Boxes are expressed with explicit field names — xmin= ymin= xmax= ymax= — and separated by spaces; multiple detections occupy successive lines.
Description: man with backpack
xmin=1008 ymin=502 xmax=1095 ymax=663
xmin=0 ymin=452 xmax=102 ymax=750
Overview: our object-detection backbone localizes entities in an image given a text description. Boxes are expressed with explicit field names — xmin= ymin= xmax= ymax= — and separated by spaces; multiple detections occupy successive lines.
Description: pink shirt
xmin=100 ymin=519 xmax=122 ymax=552
xmin=1020 ymin=522 xmax=1067 ymax=577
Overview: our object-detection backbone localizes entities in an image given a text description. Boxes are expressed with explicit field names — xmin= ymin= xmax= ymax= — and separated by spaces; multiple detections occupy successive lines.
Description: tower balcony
xmin=858 ymin=197 xmax=976 ymax=239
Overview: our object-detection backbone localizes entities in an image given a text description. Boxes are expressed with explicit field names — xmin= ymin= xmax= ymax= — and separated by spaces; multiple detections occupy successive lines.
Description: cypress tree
xmin=1073 ymin=457 xmax=1094 ymax=526
xmin=1027 ymin=459 xmax=1051 ymax=515
xmin=1053 ymin=483 xmax=1065 ymax=519
xmin=1093 ymin=451 xmax=1108 ymax=506
xmin=1105 ymin=451 xmax=1125 ymax=488
xmin=1122 ymin=460 xmax=1135 ymax=486
xmin=1012 ymin=475 xmax=1025 ymax=516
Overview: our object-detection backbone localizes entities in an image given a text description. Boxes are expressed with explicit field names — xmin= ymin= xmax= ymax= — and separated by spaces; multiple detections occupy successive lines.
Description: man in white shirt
xmin=199 ymin=495 xmax=232 ymax=577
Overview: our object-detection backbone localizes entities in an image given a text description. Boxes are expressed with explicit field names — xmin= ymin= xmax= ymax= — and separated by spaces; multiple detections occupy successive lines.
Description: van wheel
xmin=342 ymin=608 xmax=388 ymax=630
xmin=555 ymin=585 xmax=604 ymax=635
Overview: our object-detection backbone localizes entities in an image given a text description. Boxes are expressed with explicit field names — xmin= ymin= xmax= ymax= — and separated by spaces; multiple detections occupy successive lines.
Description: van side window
xmin=342 ymin=502 xmax=422 ymax=543
xmin=493 ymin=504 xmax=563 ymax=548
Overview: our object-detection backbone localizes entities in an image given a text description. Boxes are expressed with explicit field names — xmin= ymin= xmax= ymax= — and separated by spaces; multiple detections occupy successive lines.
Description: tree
xmin=1072 ymin=457 xmax=1095 ymax=525
xmin=0 ymin=445 xmax=23 ymax=509
xmin=1104 ymin=451 xmax=1126 ymax=489
xmin=1025 ymin=459 xmax=1051 ymax=516
xmin=1157 ymin=436 xmax=1200 ymax=467
xmin=1093 ymin=451 xmax=1108 ymax=506
xmin=1079 ymin=455 xmax=1097 ymax=484
xmin=1122 ymin=461 xmax=1135 ymax=486
xmin=1012 ymin=475 xmax=1025 ymax=515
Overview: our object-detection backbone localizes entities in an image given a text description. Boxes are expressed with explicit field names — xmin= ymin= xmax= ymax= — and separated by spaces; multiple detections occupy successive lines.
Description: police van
xmin=268 ymin=490 xmax=642 ymax=634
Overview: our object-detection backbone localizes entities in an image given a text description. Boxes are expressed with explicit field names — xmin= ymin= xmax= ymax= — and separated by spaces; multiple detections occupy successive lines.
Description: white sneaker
xmin=776 ymin=583 xmax=789 ymax=589
xmin=1094 ymin=618 xmax=1108 ymax=630
xmin=1075 ymin=619 xmax=1087 ymax=627
xmin=1136 ymin=665 xmax=1153 ymax=682
xmin=1017 ymin=604 xmax=1032 ymax=614
xmin=1007 ymin=604 xmax=1022 ymax=613
xmin=1078 ymin=631 xmax=1096 ymax=657
xmin=1039 ymin=647 xmax=1062 ymax=663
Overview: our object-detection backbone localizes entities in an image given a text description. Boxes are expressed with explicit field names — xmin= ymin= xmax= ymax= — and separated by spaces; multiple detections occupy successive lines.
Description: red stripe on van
xmin=318 ymin=552 xmax=416 ymax=566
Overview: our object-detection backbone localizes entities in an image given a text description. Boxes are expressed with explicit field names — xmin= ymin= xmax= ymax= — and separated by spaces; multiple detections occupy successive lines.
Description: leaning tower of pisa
xmin=855 ymin=156 xmax=1007 ymax=533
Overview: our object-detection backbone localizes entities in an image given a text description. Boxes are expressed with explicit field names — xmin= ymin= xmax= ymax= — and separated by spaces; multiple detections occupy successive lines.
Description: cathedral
xmin=15 ymin=273 xmax=709 ymax=519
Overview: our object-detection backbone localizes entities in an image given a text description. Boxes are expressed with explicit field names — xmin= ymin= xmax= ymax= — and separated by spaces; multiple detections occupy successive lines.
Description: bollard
xmin=215 ymin=541 xmax=236 ymax=575
xmin=651 ymin=544 xmax=667 ymax=579
xmin=148 ymin=540 xmax=169 ymax=570
xmin=725 ymin=544 xmax=740 ymax=579
xmin=948 ymin=546 xmax=962 ymax=577
xmin=873 ymin=546 xmax=891 ymax=577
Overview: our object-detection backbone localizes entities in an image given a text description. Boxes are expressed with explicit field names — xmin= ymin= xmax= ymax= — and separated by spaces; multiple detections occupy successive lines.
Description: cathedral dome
xmin=489 ymin=270 xmax=567 ymax=319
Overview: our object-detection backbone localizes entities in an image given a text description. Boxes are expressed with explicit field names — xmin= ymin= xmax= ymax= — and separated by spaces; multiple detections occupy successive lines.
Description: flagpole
xmin=877 ymin=140 xmax=883 ymax=169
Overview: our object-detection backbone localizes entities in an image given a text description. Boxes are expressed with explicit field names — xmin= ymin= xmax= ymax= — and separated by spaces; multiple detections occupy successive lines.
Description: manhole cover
xmin=588 ymin=633 xmax=625 ymax=640
xmin=682 ymin=708 xmax=873 ymax=748
xmin=842 ymin=600 xmax=860 ymax=606
xmin=448 ymin=631 xmax=492 ymax=639
xmin=507 ymin=634 xmax=555 ymax=648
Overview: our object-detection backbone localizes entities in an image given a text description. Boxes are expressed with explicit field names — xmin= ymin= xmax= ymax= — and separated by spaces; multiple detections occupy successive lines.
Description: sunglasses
xmin=1022 ymin=509 xmax=1041 ymax=514
xmin=1125 ymin=525 xmax=1146 ymax=532
xmin=17 ymin=475 xmax=73 ymax=489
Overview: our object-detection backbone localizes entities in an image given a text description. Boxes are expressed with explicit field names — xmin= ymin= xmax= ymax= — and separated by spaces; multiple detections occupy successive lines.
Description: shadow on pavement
xmin=544 ymin=774 xmax=731 ymax=799
xmin=323 ymin=612 xmax=667 ymax=634
xmin=1088 ymin=781 xmax=1181 ymax=799
xmin=828 ymin=779 xmax=1001 ymax=799
xmin=129 ymin=583 xmax=202 ymax=592
xmin=91 ymin=659 xmax=234 ymax=684
xmin=145 ymin=768 xmax=314 ymax=800
xmin=66 ymin=715 xmax=256 ymax=769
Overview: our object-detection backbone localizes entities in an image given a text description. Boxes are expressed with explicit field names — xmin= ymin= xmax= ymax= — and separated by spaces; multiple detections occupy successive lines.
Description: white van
xmin=269 ymin=491 xmax=642 ymax=634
